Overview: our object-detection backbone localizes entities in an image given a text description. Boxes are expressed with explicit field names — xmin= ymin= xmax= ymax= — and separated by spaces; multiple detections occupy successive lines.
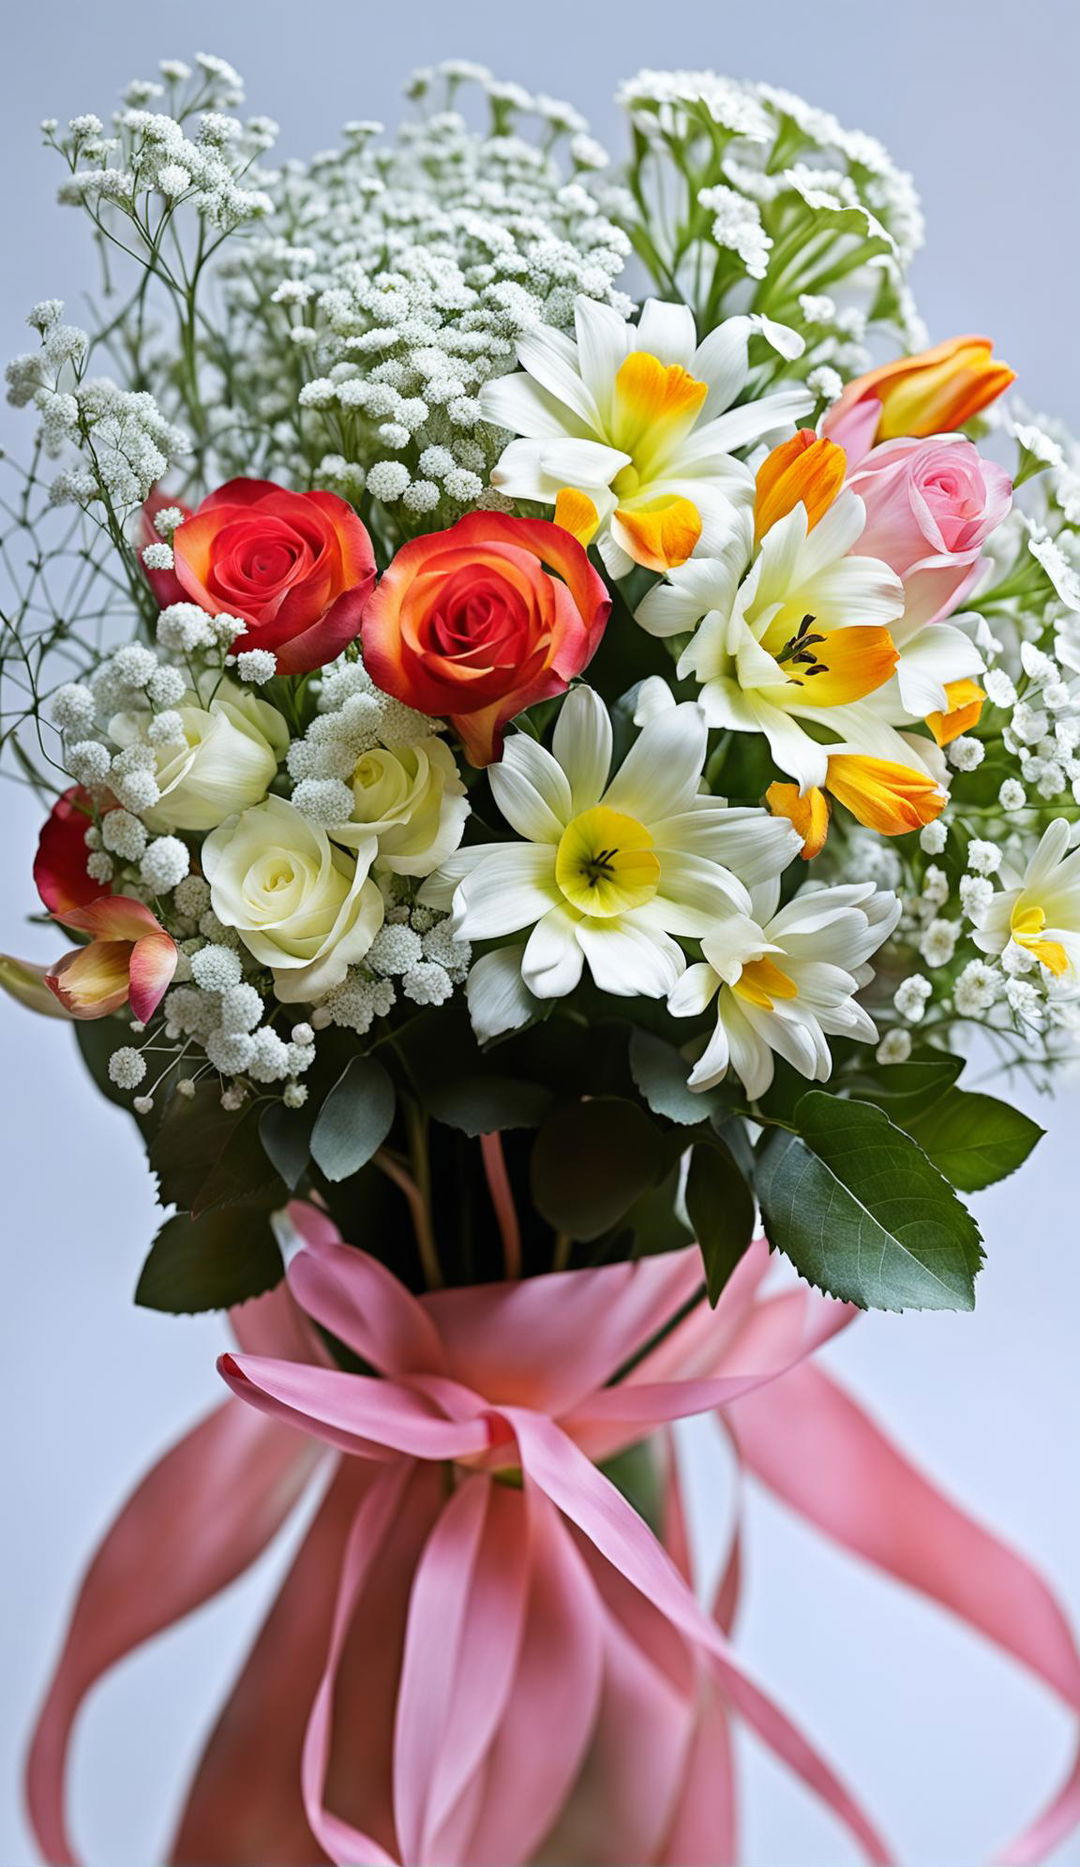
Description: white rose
xmin=332 ymin=737 xmax=469 ymax=876
xmin=111 ymin=680 xmax=288 ymax=832
xmin=202 ymin=794 xmax=384 ymax=1003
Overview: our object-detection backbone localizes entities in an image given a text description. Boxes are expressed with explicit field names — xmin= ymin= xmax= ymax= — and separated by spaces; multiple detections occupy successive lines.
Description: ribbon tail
xmin=26 ymin=1403 xmax=319 ymax=1867
xmin=506 ymin=1406 xmax=893 ymax=1866
xmin=726 ymin=1361 xmax=1080 ymax=1865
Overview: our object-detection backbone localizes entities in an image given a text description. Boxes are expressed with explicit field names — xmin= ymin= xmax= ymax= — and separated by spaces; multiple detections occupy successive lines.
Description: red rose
xmin=159 ymin=478 xmax=376 ymax=676
xmin=34 ymin=786 xmax=110 ymax=915
xmin=361 ymin=512 xmax=610 ymax=766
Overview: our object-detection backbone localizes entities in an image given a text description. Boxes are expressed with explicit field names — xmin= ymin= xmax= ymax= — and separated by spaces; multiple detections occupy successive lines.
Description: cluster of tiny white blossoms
xmin=211 ymin=62 xmax=631 ymax=537
xmin=614 ymin=69 xmax=926 ymax=388
xmin=6 ymin=300 xmax=190 ymax=510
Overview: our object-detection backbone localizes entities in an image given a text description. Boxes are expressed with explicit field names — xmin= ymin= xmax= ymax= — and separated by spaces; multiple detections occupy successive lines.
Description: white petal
xmin=632 ymin=676 xmax=677 ymax=724
xmin=719 ymin=993 xmax=774 ymax=1101
xmin=894 ymin=624 xmax=984 ymax=718
xmin=699 ymin=384 xmax=814 ymax=456
xmin=686 ymin=1018 xmax=732 ymax=1091
xmin=552 ymin=685 xmax=612 ymax=812
xmin=668 ymin=960 xmax=721 ymax=1018
xmin=652 ymin=851 xmax=751 ymax=932
xmin=798 ymin=489 xmax=867 ymax=572
xmin=516 ymin=325 xmax=603 ymax=431
xmin=522 ymin=905 xmax=585 ymax=998
xmin=466 ymin=946 xmax=538 ymax=1043
xmin=418 ymin=841 xmax=508 ymax=911
xmin=603 ymin=702 xmax=707 ymax=821
xmin=481 ymin=371 xmax=591 ymax=441
xmin=574 ymin=297 xmax=633 ymax=422
xmin=751 ymin=698 xmax=830 ymax=790
xmin=452 ymin=844 xmax=558 ymax=939
xmin=690 ymin=317 xmax=753 ymax=419
xmin=636 ymin=298 xmax=698 ymax=366
xmin=490 ymin=734 xmax=572 ymax=842
xmin=807 ymin=557 xmax=905 ymax=629
xmin=576 ymin=917 xmax=685 ymax=997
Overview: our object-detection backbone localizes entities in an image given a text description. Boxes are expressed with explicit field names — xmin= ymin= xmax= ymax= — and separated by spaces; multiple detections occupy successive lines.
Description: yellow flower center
xmin=733 ymin=955 xmax=799 ymax=1010
xmin=555 ymin=805 xmax=660 ymax=918
xmin=609 ymin=352 xmax=708 ymax=476
xmin=1011 ymin=903 xmax=1069 ymax=976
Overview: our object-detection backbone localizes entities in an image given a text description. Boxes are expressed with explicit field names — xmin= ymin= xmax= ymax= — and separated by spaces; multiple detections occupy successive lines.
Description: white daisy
xmin=422 ymin=684 xmax=800 ymax=1040
xmin=668 ymin=878 xmax=901 ymax=1101
xmin=973 ymin=818 xmax=1080 ymax=985
xmin=479 ymin=295 xmax=811 ymax=578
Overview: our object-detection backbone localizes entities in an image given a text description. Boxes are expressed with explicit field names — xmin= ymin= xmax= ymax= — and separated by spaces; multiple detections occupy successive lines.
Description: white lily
xmin=480 ymin=295 xmax=811 ymax=579
xmin=422 ymin=684 xmax=800 ymax=1040
xmin=973 ymin=818 xmax=1080 ymax=984
xmin=668 ymin=878 xmax=901 ymax=1100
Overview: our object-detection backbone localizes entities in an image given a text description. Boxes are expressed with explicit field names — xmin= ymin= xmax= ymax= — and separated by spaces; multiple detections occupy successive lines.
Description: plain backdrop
xmin=2 ymin=2 xmax=1079 ymax=1862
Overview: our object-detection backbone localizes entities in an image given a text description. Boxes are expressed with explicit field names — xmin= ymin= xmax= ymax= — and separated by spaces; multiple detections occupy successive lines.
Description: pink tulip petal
xmin=45 ymin=941 xmax=131 ymax=1020
xmin=128 ymin=931 xmax=178 ymax=1023
xmin=27 ymin=1404 xmax=321 ymax=1867
xmin=287 ymin=1217 xmax=447 ymax=1379
xmin=230 ymin=1276 xmax=332 ymax=1364
xmin=57 ymin=894 xmax=166 ymax=942
xmin=727 ymin=1361 xmax=1080 ymax=1864
xmin=218 ymin=1353 xmax=490 ymax=1462
xmin=657 ymin=1681 xmax=738 ymax=1867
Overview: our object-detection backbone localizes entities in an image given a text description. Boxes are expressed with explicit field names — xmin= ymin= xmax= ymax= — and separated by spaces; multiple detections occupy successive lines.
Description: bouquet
xmin=4 ymin=54 xmax=1080 ymax=1866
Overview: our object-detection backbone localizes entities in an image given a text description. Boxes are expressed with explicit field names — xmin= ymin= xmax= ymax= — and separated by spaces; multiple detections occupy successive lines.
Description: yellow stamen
xmin=555 ymin=805 xmax=660 ymax=918
xmin=766 ymin=781 xmax=831 ymax=858
xmin=734 ymin=955 xmax=799 ymax=1010
xmin=754 ymin=430 xmax=846 ymax=544
xmin=1010 ymin=904 xmax=1069 ymax=976
xmin=926 ymin=679 xmax=985 ymax=747
xmin=554 ymin=487 xmax=601 ymax=548
xmin=826 ymin=754 xmax=945 ymax=837
xmin=614 ymin=494 xmax=702 ymax=572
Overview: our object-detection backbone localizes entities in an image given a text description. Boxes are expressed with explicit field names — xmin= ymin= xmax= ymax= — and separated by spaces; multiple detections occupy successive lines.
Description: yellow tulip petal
xmin=734 ymin=955 xmax=799 ymax=1010
xmin=781 ymin=625 xmax=899 ymax=707
xmin=766 ymin=781 xmax=831 ymax=859
xmin=614 ymin=495 xmax=703 ymax=573
xmin=754 ymin=431 xmax=846 ymax=544
xmin=553 ymin=487 xmax=601 ymax=548
xmin=926 ymin=679 xmax=985 ymax=747
xmin=826 ymin=754 xmax=945 ymax=837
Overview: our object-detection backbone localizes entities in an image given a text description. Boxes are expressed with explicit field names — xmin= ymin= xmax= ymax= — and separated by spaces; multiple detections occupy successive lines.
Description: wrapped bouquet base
xmin=28 ymin=1206 xmax=1080 ymax=1867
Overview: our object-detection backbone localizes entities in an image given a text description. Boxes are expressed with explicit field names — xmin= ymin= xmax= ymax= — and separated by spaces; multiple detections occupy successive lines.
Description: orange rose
xmin=167 ymin=478 xmax=376 ymax=676
xmin=824 ymin=336 xmax=1015 ymax=464
xmin=361 ymin=512 xmax=610 ymax=766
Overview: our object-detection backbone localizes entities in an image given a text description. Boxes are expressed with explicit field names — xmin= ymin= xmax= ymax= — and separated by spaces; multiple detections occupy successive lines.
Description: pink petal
xmin=128 ymin=930 xmax=178 ymax=1023
xmin=287 ymin=1220 xmax=447 ymax=1380
xmin=45 ymin=941 xmax=132 ymax=1020
xmin=26 ymin=1404 xmax=320 ymax=1867
xmin=56 ymin=893 xmax=166 ymax=941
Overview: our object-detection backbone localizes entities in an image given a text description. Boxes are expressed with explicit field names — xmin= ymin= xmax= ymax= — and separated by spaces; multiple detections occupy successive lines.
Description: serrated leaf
xmin=259 ymin=1099 xmax=316 ymax=1192
xmin=149 ymin=1084 xmax=282 ymax=1214
xmin=135 ymin=1206 xmax=283 ymax=1313
xmin=755 ymin=1091 xmax=983 ymax=1312
xmin=629 ymin=1027 xmax=724 ymax=1126
xmin=531 ymin=1097 xmax=664 ymax=1242
xmin=424 ymin=1074 xmax=553 ymax=1136
xmin=903 ymin=1089 xmax=1043 ymax=1192
xmin=310 ymin=1055 xmax=395 ymax=1182
xmin=685 ymin=1139 xmax=756 ymax=1304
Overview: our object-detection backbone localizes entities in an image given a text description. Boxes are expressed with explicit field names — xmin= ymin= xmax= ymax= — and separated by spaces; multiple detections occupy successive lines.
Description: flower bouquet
xmin=4 ymin=54 xmax=1080 ymax=1866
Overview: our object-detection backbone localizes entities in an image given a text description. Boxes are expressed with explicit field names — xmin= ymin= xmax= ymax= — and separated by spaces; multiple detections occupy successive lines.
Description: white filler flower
xmin=669 ymin=878 xmax=900 ymax=1100
xmin=425 ymin=684 xmax=799 ymax=1038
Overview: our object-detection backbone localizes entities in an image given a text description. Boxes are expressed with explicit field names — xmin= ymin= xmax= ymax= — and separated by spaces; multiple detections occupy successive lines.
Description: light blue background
xmin=2 ymin=2 xmax=1078 ymax=1861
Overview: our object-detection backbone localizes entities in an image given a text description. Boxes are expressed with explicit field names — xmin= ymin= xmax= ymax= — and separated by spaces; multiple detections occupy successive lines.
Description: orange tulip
xmin=765 ymin=781 xmax=831 ymax=859
xmin=754 ymin=431 xmax=846 ymax=543
xmin=825 ymin=336 xmax=1015 ymax=460
xmin=825 ymin=755 xmax=945 ymax=837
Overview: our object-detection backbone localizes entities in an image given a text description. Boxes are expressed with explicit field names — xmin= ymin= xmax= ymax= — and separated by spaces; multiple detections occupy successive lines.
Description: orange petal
xmin=613 ymin=352 xmax=707 ymax=450
xmin=830 ymin=336 xmax=1015 ymax=446
xmin=766 ymin=781 xmax=831 ymax=858
xmin=826 ymin=754 xmax=945 ymax=836
xmin=57 ymin=893 xmax=168 ymax=942
xmin=47 ymin=940 xmax=133 ymax=1018
xmin=129 ymin=933 xmax=179 ymax=1023
xmin=554 ymin=488 xmax=601 ymax=549
xmin=754 ymin=431 xmax=846 ymax=543
xmin=926 ymin=679 xmax=985 ymax=747
xmin=614 ymin=495 xmax=702 ymax=573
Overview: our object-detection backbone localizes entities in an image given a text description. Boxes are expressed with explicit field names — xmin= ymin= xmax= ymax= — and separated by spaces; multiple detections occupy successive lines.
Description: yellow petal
xmin=734 ymin=955 xmax=799 ymax=1010
xmin=1010 ymin=905 xmax=1069 ymax=976
xmin=614 ymin=494 xmax=702 ymax=572
xmin=781 ymin=625 xmax=898 ymax=707
xmin=754 ymin=431 xmax=846 ymax=544
xmin=612 ymin=351 xmax=707 ymax=456
xmin=553 ymin=487 xmax=601 ymax=548
xmin=926 ymin=679 xmax=985 ymax=747
xmin=766 ymin=781 xmax=831 ymax=858
xmin=826 ymin=754 xmax=945 ymax=837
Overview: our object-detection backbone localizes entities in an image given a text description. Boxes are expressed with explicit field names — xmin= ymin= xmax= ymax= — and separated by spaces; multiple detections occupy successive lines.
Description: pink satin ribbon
xmin=24 ymin=1207 xmax=1080 ymax=1867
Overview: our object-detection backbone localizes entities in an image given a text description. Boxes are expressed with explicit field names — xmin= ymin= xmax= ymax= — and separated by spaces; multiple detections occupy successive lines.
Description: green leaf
xmin=846 ymin=1049 xmax=963 ymax=1123
xmin=629 ymin=1027 xmax=725 ymax=1126
xmin=424 ymin=1074 xmax=554 ymax=1136
xmin=903 ymin=1089 xmax=1043 ymax=1193
xmin=135 ymin=1206 xmax=284 ymax=1313
xmin=310 ymin=1055 xmax=396 ymax=1182
xmin=755 ymin=1091 xmax=984 ymax=1312
xmin=149 ymin=1084 xmax=282 ymax=1215
xmin=531 ymin=1096 xmax=664 ymax=1242
xmin=259 ymin=1099 xmax=316 ymax=1192
xmin=685 ymin=1138 xmax=756 ymax=1304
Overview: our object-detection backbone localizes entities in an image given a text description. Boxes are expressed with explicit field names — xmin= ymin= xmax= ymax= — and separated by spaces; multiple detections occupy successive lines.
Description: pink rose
xmin=848 ymin=436 xmax=1012 ymax=635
